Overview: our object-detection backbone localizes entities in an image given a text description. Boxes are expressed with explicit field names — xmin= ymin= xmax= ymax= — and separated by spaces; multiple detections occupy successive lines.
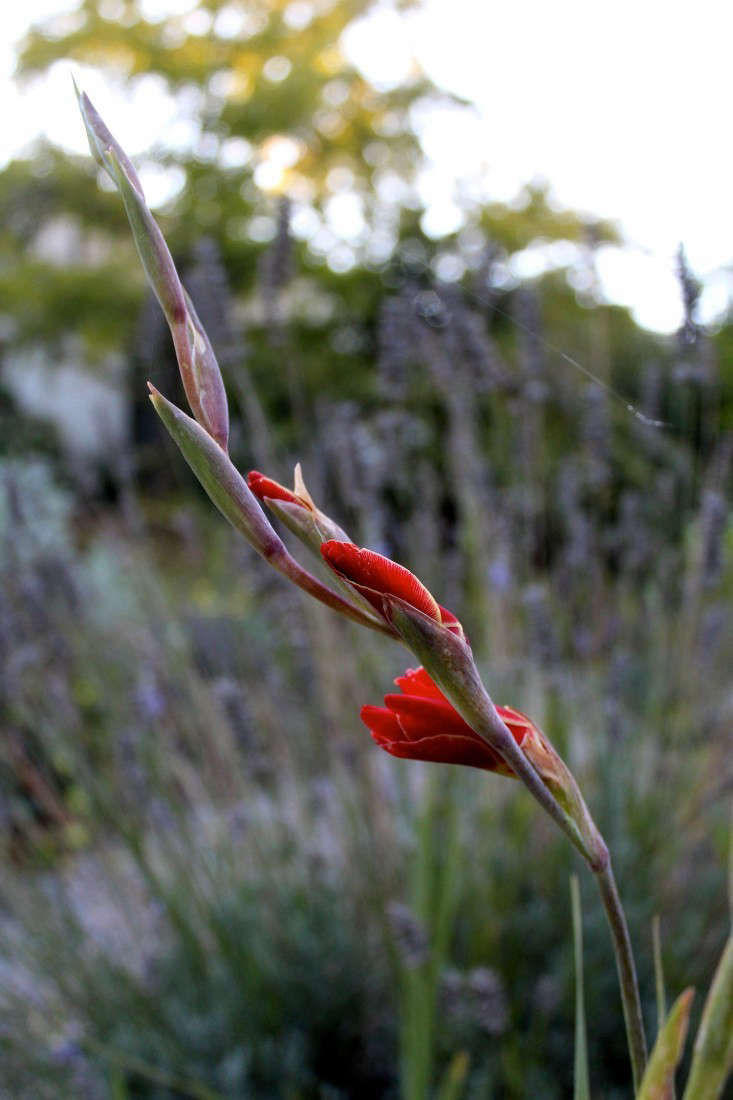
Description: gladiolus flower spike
xmin=78 ymin=87 xmax=650 ymax=1091
xmin=362 ymin=666 xmax=536 ymax=774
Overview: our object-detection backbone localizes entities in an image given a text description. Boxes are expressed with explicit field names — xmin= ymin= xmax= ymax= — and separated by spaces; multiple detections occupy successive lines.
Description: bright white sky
xmin=4 ymin=0 xmax=733 ymax=333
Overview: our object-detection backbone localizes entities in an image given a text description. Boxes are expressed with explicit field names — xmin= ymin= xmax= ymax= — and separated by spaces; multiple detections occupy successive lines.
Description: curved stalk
xmin=595 ymin=860 xmax=648 ymax=1093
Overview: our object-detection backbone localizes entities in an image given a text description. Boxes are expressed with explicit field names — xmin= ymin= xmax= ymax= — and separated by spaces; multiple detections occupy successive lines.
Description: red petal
xmin=384 ymin=693 xmax=475 ymax=742
xmin=378 ymin=732 xmax=504 ymax=771
xmin=321 ymin=542 xmax=441 ymax=622
xmin=360 ymin=704 xmax=402 ymax=745
xmin=393 ymin=667 xmax=446 ymax=700
xmin=385 ymin=694 xmax=505 ymax=770
xmin=247 ymin=471 xmax=301 ymax=505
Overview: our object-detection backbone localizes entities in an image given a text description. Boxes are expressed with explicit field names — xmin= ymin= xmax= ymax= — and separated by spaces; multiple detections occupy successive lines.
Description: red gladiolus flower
xmin=361 ymin=666 xmax=536 ymax=774
xmin=321 ymin=540 xmax=465 ymax=638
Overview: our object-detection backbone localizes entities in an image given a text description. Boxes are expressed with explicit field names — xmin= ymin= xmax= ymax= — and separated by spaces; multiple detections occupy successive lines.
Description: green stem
xmin=473 ymin=705 xmax=607 ymax=868
xmin=595 ymin=860 xmax=648 ymax=1093
xmin=383 ymin=601 xmax=648 ymax=1087
xmin=571 ymin=875 xmax=591 ymax=1100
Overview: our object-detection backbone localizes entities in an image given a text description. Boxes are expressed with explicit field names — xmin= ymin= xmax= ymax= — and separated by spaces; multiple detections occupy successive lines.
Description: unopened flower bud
xmin=77 ymin=88 xmax=229 ymax=450
xmin=248 ymin=465 xmax=350 ymax=552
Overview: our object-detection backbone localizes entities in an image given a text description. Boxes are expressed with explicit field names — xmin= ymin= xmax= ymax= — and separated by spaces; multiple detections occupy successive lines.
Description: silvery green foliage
xmin=0 ymin=459 xmax=73 ymax=564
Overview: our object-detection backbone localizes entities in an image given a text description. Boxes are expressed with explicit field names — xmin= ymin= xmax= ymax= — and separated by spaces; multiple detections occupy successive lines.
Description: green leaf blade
xmin=638 ymin=988 xmax=695 ymax=1100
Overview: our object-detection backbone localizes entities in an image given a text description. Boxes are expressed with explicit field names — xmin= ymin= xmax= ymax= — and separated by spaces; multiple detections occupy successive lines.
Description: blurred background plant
xmin=0 ymin=0 xmax=731 ymax=1096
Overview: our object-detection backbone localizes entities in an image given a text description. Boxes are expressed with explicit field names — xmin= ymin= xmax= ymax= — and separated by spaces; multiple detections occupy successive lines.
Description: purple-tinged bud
xmin=106 ymin=149 xmax=186 ymax=330
xmin=75 ymin=82 xmax=144 ymax=196
xmin=77 ymin=87 xmax=229 ymax=451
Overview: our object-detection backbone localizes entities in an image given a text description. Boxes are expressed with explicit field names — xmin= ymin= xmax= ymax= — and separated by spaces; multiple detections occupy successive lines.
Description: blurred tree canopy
xmin=1 ymin=0 xmax=729 ymax=485
xmin=5 ymin=3 xmax=611 ymax=347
